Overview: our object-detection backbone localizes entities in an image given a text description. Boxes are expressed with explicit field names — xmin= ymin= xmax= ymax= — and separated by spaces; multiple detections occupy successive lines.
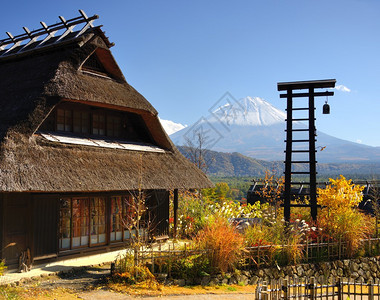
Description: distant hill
xmin=171 ymin=96 xmax=380 ymax=163
xmin=177 ymin=146 xmax=380 ymax=178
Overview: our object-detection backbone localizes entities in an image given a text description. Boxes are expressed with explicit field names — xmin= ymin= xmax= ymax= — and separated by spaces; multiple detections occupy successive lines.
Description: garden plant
xmin=113 ymin=174 xmax=377 ymax=284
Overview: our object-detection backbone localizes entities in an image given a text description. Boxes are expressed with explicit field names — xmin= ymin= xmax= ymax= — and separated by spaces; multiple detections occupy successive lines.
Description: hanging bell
xmin=323 ymin=101 xmax=330 ymax=114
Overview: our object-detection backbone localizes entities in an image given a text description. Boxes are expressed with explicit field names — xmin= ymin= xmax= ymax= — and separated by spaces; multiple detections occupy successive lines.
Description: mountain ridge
xmin=171 ymin=96 xmax=380 ymax=163
xmin=177 ymin=146 xmax=380 ymax=178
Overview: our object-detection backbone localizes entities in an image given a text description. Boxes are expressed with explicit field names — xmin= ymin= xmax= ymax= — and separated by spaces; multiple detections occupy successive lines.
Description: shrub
xmin=169 ymin=254 xmax=210 ymax=279
xmin=195 ymin=217 xmax=244 ymax=273
xmin=174 ymin=191 xmax=212 ymax=238
xmin=113 ymin=251 xmax=156 ymax=285
xmin=174 ymin=190 xmax=268 ymax=239
xmin=0 ymin=260 xmax=6 ymax=276
xmin=244 ymin=224 xmax=271 ymax=246
xmin=317 ymin=175 xmax=372 ymax=256
xmin=317 ymin=175 xmax=364 ymax=213
xmin=281 ymin=228 xmax=304 ymax=265
xmin=318 ymin=207 xmax=372 ymax=256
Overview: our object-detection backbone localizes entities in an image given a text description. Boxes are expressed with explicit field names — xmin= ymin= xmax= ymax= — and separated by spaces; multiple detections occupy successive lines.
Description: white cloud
xmin=335 ymin=85 xmax=351 ymax=92
xmin=356 ymin=139 xmax=362 ymax=144
xmin=159 ymin=118 xmax=187 ymax=135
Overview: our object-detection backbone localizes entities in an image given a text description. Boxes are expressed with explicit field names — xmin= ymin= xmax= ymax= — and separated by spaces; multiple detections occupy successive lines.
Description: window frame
xmin=58 ymin=194 xmax=144 ymax=252
xmin=50 ymin=103 xmax=154 ymax=144
xmin=59 ymin=196 xmax=108 ymax=251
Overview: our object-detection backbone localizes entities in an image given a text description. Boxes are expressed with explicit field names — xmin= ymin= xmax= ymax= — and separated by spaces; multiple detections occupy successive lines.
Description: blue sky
xmin=1 ymin=0 xmax=379 ymax=146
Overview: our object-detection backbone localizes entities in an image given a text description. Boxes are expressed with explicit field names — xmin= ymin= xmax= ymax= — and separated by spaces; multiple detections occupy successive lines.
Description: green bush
xmin=169 ymin=254 xmax=210 ymax=279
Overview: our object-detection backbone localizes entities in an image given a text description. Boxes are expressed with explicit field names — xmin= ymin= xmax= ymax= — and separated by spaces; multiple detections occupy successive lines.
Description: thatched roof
xmin=0 ymin=26 xmax=212 ymax=192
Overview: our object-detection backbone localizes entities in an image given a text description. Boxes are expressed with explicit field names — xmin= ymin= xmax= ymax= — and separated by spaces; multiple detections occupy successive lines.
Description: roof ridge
xmin=0 ymin=10 xmax=99 ymax=58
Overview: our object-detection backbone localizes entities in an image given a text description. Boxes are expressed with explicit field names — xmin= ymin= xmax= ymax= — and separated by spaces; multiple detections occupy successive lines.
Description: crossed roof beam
xmin=0 ymin=10 xmax=98 ymax=56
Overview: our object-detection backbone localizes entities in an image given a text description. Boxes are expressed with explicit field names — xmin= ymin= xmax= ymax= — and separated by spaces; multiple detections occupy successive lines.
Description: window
xmin=92 ymin=113 xmax=105 ymax=136
xmin=82 ymin=53 xmax=109 ymax=76
xmin=90 ymin=197 xmax=106 ymax=245
xmin=110 ymin=196 xmax=123 ymax=242
xmin=73 ymin=111 xmax=89 ymax=134
xmin=72 ymin=198 xmax=89 ymax=247
xmin=59 ymin=197 xmax=106 ymax=250
xmin=59 ymin=199 xmax=71 ymax=250
xmin=44 ymin=103 xmax=155 ymax=144
xmin=107 ymin=115 xmax=121 ymax=137
xmin=57 ymin=108 xmax=72 ymax=132
xmin=58 ymin=195 xmax=149 ymax=251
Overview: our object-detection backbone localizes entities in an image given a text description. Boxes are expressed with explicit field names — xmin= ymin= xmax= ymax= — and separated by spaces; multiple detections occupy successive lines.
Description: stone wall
xmin=168 ymin=256 xmax=380 ymax=286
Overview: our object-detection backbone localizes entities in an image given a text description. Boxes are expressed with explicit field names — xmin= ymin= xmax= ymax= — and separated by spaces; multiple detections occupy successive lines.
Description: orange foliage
xmin=195 ymin=218 xmax=244 ymax=273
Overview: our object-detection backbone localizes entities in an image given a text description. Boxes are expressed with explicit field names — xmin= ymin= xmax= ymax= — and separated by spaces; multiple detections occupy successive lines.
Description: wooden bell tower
xmin=277 ymin=79 xmax=336 ymax=222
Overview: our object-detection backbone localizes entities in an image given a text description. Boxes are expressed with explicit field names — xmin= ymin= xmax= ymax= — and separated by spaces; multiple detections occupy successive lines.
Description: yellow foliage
xmin=317 ymin=175 xmax=364 ymax=214
xmin=317 ymin=175 xmax=371 ymax=256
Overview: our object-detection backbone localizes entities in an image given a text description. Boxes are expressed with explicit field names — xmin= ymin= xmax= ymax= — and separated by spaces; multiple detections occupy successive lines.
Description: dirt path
xmin=79 ymin=290 xmax=256 ymax=299
xmin=30 ymin=264 xmax=110 ymax=292
xmin=17 ymin=263 xmax=257 ymax=299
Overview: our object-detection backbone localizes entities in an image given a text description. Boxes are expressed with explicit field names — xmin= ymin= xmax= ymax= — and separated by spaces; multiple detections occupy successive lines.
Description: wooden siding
xmin=2 ymin=193 xmax=31 ymax=267
xmin=147 ymin=190 xmax=169 ymax=236
xmin=32 ymin=194 xmax=59 ymax=259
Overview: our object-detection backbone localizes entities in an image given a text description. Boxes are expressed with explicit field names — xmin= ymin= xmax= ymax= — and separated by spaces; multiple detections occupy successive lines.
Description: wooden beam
xmin=277 ymin=79 xmax=336 ymax=91
xmin=280 ymin=91 xmax=334 ymax=98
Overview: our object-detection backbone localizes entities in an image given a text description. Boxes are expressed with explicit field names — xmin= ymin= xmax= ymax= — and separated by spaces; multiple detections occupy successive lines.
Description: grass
xmin=0 ymin=283 xmax=257 ymax=299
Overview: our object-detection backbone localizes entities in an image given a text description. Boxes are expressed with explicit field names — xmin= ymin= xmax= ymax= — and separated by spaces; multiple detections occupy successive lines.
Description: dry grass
xmin=0 ymin=286 xmax=80 ymax=299
xmin=195 ymin=217 xmax=244 ymax=273
xmin=0 ymin=283 xmax=257 ymax=299
xmin=106 ymin=282 xmax=257 ymax=297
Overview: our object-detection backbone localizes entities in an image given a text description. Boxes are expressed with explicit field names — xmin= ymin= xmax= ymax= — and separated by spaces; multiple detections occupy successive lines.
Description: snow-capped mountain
xmin=209 ymin=96 xmax=285 ymax=126
xmin=159 ymin=118 xmax=186 ymax=135
xmin=170 ymin=96 xmax=380 ymax=163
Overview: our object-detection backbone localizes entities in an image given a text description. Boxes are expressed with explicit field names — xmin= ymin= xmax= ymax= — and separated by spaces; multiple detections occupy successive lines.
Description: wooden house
xmin=0 ymin=11 xmax=212 ymax=269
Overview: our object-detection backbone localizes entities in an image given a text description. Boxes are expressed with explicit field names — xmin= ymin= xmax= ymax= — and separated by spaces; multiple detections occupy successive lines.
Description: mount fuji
xmin=170 ymin=97 xmax=380 ymax=163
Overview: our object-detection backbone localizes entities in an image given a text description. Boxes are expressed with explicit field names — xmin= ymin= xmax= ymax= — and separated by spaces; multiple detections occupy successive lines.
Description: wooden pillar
xmin=284 ymin=89 xmax=293 ymax=223
xmin=173 ymin=189 xmax=178 ymax=238
xmin=308 ymin=88 xmax=317 ymax=221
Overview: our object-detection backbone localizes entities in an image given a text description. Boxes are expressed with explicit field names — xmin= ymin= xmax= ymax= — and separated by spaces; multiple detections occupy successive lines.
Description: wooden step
xmin=284 ymin=139 xmax=315 ymax=143
xmin=285 ymin=150 xmax=317 ymax=153
xmin=286 ymin=107 xmax=312 ymax=111
xmin=286 ymin=118 xmax=315 ymax=122
xmin=290 ymin=171 xmax=318 ymax=175
xmin=285 ymin=129 xmax=310 ymax=132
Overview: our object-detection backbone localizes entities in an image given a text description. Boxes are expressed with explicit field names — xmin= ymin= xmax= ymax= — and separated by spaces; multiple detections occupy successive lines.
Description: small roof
xmin=277 ymin=79 xmax=336 ymax=91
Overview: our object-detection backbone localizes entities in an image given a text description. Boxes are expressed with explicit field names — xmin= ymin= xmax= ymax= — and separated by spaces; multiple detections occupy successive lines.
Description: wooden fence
xmin=242 ymin=237 xmax=380 ymax=269
xmin=256 ymin=277 xmax=380 ymax=299
xmin=113 ymin=237 xmax=380 ymax=274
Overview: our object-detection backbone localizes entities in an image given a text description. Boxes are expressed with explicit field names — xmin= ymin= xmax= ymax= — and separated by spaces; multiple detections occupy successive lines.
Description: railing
xmin=256 ymin=277 xmax=380 ymax=299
